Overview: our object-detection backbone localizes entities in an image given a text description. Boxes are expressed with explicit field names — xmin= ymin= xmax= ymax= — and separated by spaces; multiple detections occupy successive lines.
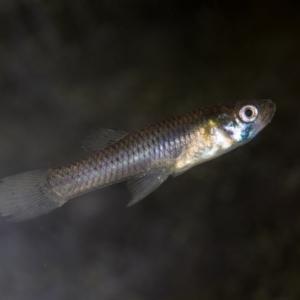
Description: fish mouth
xmin=260 ymin=99 xmax=276 ymax=126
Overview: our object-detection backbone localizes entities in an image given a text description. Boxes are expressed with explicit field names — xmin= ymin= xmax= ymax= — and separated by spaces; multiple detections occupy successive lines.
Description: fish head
xmin=216 ymin=99 xmax=276 ymax=145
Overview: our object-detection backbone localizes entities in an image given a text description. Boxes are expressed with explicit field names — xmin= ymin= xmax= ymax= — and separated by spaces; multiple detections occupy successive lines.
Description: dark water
xmin=0 ymin=1 xmax=299 ymax=299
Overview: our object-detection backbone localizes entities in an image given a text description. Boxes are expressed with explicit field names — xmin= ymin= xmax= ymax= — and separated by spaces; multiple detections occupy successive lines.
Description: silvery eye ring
xmin=239 ymin=105 xmax=258 ymax=123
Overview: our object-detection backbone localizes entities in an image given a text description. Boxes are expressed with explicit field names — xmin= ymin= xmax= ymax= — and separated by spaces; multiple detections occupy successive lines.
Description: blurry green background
xmin=0 ymin=0 xmax=298 ymax=299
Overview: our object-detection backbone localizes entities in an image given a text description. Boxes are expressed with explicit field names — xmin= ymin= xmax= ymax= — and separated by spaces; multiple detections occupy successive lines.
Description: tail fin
xmin=0 ymin=170 xmax=64 ymax=221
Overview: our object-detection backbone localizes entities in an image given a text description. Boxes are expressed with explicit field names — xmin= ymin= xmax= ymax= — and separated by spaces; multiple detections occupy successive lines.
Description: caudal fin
xmin=0 ymin=170 xmax=63 ymax=221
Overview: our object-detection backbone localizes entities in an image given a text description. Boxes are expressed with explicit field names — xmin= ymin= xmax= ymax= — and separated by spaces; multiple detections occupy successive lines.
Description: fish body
xmin=0 ymin=100 xmax=276 ymax=221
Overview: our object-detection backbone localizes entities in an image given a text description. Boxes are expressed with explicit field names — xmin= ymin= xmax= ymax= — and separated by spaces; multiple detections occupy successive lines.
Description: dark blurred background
xmin=0 ymin=0 xmax=299 ymax=299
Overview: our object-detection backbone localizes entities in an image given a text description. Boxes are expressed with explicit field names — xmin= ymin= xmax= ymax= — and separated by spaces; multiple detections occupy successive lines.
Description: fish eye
xmin=238 ymin=105 xmax=258 ymax=123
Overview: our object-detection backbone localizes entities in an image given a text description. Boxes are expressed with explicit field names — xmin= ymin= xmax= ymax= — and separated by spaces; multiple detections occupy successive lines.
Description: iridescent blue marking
xmin=223 ymin=119 xmax=256 ymax=143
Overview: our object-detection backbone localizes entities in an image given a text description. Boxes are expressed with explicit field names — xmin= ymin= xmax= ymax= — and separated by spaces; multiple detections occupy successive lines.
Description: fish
xmin=0 ymin=99 xmax=276 ymax=221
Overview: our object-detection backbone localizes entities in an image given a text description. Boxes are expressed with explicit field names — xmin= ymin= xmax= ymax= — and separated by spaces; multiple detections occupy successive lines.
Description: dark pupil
xmin=245 ymin=108 xmax=253 ymax=118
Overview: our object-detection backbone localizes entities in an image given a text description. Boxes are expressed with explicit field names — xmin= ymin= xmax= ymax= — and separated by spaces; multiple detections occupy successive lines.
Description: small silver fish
xmin=0 ymin=100 xmax=276 ymax=221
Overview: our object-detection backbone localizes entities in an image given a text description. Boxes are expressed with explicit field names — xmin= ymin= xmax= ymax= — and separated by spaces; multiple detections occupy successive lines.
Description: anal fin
xmin=172 ymin=166 xmax=191 ymax=177
xmin=126 ymin=171 xmax=169 ymax=206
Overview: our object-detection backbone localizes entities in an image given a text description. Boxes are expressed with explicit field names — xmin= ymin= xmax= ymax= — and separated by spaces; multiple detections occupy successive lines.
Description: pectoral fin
xmin=82 ymin=128 xmax=128 ymax=152
xmin=126 ymin=171 xmax=169 ymax=206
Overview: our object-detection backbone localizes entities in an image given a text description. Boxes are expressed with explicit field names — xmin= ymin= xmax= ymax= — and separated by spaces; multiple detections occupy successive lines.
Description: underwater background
xmin=0 ymin=0 xmax=299 ymax=299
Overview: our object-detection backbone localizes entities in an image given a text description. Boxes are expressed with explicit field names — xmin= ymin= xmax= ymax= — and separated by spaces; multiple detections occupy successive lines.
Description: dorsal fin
xmin=82 ymin=128 xmax=128 ymax=152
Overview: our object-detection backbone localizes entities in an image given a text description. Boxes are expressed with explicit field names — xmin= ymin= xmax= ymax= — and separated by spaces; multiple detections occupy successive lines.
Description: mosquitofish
xmin=0 ymin=100 xmax=276 ymax=221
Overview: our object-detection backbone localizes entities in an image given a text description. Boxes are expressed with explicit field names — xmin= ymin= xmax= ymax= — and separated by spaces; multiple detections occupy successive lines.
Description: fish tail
xmin=0 ymin=170 xmax=65 ymax=221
